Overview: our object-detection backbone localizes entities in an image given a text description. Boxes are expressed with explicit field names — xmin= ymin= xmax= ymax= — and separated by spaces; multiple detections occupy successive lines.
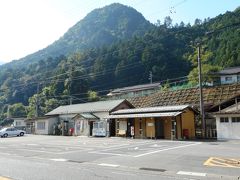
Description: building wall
xmin=35 ymin=120 xmax=48 ymax=135
xmin=220 ymin=75 xmax=239 ymax=84
xmin=134 ymin=118 xmax=146 ymax=138
xmin=13 ymin=119 xmax=26 ymax=128
xmin=48 ymin=117 xmax=58 ymax=134
xmin=181 ymin=109 xmax=196 ymax=138
xmin=164 ymin=118 xmax=172 ymax=139
xmin=216 ymin=115 xmax=240 ymax=139
xmin=146 ymin=118 xmax=155 ymax=138
xmin=176 ymin=116 xmax=182 ymax=139
xmin=75 ymin=118 xmax=90 ymax=136
xmin=35 ymin=117 xmax=57 ymax=135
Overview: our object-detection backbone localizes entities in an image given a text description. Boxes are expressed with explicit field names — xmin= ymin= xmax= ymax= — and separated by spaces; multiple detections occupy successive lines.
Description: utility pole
xmin=7 ymin=105 xmax=10 ymax=118
xmin=35 ymin=83 xmax=40 ymax=118
xmin=197 ymin=45 xmax=205 ymax=138
xmin=149 ymin=71 xmax=153 ymax=84
xmin=69 ymin=65 xmax=73 ymax=105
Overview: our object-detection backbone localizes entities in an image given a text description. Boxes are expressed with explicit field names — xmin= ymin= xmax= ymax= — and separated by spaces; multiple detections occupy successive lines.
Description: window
xmin=16 ymin=121 xmax=22 ymax=126
xmin=220 ymin=117 xmax=229 ymax=123
xmin=37 ymin=122 xmax=46 ymax=130
xmin=232 ymin=117 xmax=240 ymax=123
xmin=225 ymin=76 xmax=232 ymax=82
xmin=116 ymin=120 xmax=120 ymax=130
xmin=237 ymin=75 xmax=240 ymax=82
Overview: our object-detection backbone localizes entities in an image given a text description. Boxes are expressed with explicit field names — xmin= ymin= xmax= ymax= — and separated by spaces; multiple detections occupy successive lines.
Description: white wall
xmin=216 ymin=115 xmax=240 ymax=140
xmin=35 ymin=117 xmax=58 ymax=135
xmin=35 ymin=120 xmax=48 ymax=135
xmin=220 ymin=75 xmax=238 ymax=84
xmin=13 ymin=119 xmax=26 ymax=127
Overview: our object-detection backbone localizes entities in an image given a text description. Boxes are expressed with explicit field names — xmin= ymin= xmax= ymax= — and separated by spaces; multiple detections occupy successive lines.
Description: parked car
xmin=0 ymin=127 xmax=26 ymax=138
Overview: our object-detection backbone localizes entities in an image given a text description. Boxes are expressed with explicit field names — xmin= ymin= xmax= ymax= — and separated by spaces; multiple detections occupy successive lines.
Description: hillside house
xmin=12 ymin=117 xmax=27 ymax=130
xmin=217 ymin=67 xmax=240 ymax=85
xmin=107 ymin=83 xmax=161 ymax=99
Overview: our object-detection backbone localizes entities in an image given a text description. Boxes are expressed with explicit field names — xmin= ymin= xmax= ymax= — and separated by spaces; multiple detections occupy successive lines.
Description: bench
xmin=117 ymin=129 xmax=126 ymax=137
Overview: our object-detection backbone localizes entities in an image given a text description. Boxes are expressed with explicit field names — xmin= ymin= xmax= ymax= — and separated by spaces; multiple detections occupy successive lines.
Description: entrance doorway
xmin=109 ymin=119 xmax=116 ymax=137
xmin=89 ymin=121 xmax=93 ymax=136
xmin=127 ymin=118 xmax=134 ymax=137
xmin=155 ymin=119 xmax=164 ymax=139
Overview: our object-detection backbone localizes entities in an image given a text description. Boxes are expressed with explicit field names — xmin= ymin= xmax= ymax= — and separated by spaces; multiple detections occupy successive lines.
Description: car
xmin=0 ymin=127 xmax=26 ymax=138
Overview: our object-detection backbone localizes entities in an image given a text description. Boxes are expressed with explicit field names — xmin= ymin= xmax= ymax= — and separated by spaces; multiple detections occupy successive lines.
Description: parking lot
xmin=0 ymin=135 xmax=239 ymax=180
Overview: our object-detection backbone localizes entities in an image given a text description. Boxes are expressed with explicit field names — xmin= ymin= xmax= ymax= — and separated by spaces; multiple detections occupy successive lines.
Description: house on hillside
xmin=217 ymin=67 xmax=240 ymax=85
xmin=107 ymin=83 xmax=161 ymax=99
xmin=46 ymin=99 xmax=134 ymax=137
xmin=108 ymin=105 xmax=198 ymax=140
xmin=12 ymin=117 xmax=27 ymax=130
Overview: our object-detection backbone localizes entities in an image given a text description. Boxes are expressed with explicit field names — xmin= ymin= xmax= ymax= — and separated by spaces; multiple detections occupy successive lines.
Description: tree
xmin=87 ymin=90 xmax=100 ymax=102
xmin=187 ymin=47 xmax=221 ymax=85
xmin=164 ymin=16 xmax=173 ymax=28
xmin=9 ymin=103 xmax=27 ymax=118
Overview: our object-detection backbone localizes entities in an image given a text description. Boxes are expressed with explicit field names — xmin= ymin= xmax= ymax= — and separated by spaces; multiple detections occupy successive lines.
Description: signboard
xmin=147 ymin=123 xmax=154 ymax=126
xmin=131 ymin=126 xmax=134 ymax=136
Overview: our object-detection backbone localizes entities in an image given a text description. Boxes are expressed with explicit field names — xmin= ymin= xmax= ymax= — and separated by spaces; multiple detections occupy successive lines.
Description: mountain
xmin=5 ymin=3 xmax=152 ymax=67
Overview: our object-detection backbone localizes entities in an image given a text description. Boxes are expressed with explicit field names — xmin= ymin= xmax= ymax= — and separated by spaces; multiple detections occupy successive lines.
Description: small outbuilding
xmin=214 ymin=103 xmax=240 ymax=140
xmin=34 ymin=116 xmax=58 ymax=135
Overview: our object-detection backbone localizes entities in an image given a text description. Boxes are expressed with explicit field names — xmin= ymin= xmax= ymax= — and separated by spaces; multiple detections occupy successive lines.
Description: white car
xmin=0 ymin=127 xmax=25 ymax=138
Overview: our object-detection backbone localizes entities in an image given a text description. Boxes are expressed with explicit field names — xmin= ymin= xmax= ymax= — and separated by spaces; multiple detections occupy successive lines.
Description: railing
xmin=196 ymin=129 xmax=217 ymax=139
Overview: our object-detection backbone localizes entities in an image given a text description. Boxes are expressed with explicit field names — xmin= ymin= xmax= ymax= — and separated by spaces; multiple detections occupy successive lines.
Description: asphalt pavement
xmin=0 ymin=135 xmax=239 ymax=180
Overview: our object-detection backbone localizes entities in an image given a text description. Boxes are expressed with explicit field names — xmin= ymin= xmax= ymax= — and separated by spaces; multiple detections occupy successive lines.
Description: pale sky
xmin=0 ymin=0 xmax=239 ymax=64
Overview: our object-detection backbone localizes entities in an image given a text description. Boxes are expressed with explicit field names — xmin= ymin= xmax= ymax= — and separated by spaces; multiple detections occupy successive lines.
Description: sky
xmin=0 ymin=0 xmax=239 ymax=64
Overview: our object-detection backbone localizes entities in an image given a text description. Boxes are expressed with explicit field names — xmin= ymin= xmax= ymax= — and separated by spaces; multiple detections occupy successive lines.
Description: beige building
xmin=108 ymin=105 xmax=197 ymax=140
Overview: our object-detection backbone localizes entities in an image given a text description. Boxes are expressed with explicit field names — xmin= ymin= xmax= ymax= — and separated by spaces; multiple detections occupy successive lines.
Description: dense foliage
xmin=0 ymin=4 xmax=239 ymax=121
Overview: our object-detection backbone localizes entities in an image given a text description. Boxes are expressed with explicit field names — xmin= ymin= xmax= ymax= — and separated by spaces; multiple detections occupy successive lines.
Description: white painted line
xmin=50 ymin=158 xmax=68 ymax=162
xmin=89 ymin=151 xmax=131 ymax=157
xmin=177 ymin=171 xmax=206 ymax=177
xmin=98 ymin=163 xmax=120 ymax=168
xmin=134 ymin=142 xmax=201 ymax=158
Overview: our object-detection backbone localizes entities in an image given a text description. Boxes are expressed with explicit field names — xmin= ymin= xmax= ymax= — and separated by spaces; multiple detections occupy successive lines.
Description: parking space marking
xmin=177 ymin=171 xmax=206 ymax=177
xmin=204 ymin=157 xmax=240 ymax=168
xmin=90 ymin=151 xmax=132 ymax=157
xmin=50 ymin=158 xmax=68 ymax=162
xmin=134 ymin=142 xmax=201 ymax=157
xmin=0 ymin=177 xmax=12 ymax=180
xmin=98 ymin=163 xmax=120 ymax=167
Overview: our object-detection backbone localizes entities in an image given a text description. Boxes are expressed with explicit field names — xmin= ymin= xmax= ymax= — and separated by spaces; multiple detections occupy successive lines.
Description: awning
xmin=106 ymin=111 xmax=182 ymax=119
xmin=80 ymin=113 xmax=99 ymax=120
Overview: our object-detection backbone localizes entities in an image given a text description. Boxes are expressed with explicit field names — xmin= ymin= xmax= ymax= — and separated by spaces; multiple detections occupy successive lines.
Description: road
xmin=0 ymin=135 xmax=239 ymax=180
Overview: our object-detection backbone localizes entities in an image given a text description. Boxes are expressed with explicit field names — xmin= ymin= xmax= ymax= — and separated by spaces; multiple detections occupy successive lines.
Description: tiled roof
xmin=128 ymin=83 xmax=240 ymax=110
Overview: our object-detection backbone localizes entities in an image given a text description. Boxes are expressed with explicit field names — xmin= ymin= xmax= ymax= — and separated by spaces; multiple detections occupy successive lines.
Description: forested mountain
xmin=0 ymin=4 xmax=239 ymax=120
xmin=2 ymin=3 xmax=152 ymax=68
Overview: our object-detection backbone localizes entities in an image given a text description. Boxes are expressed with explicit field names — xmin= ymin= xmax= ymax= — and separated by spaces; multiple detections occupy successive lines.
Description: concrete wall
xmin=216 ymin=115 xmax=240 ymax=139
